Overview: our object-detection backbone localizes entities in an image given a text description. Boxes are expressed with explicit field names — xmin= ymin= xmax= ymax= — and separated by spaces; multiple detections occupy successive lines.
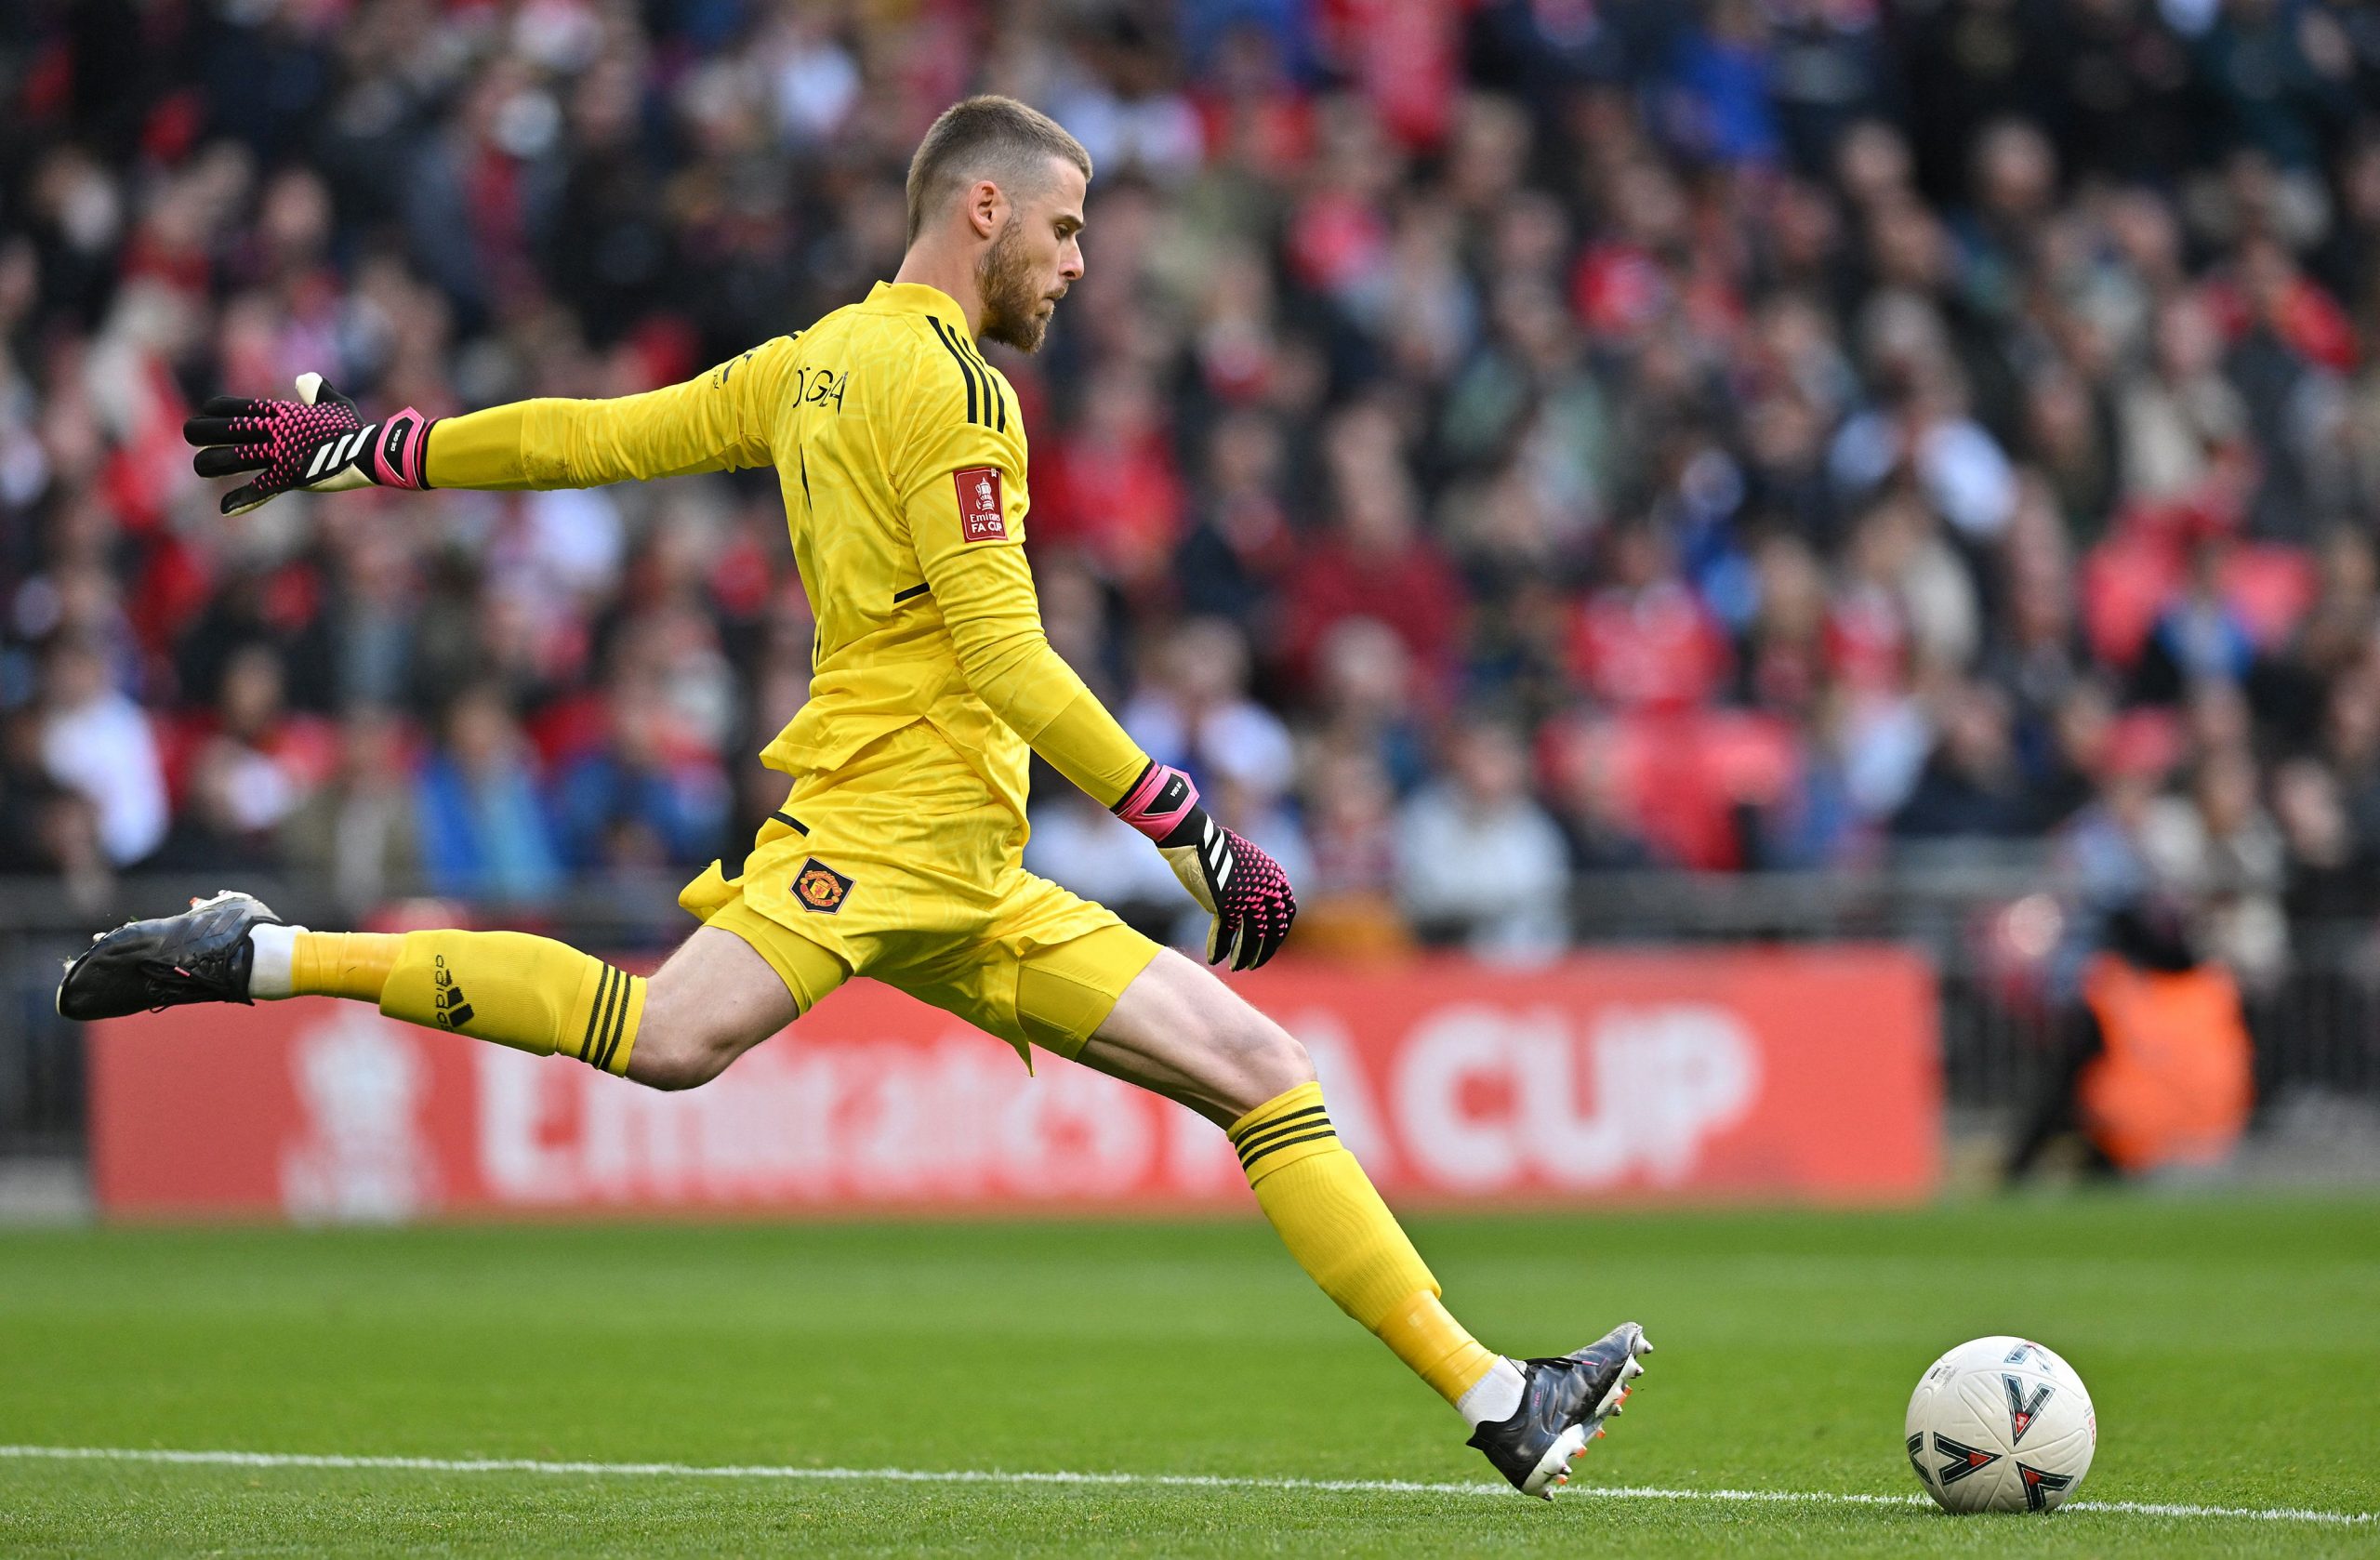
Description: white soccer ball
xmin=1904 ymin=1336 xmax=2096 ymax=1514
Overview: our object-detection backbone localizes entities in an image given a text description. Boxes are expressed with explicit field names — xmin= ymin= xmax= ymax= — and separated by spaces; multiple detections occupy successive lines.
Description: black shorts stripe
xmin=892 ymin=582 xmax=929 ymax=603
xmin=927 ymin=317 xmax=983 ymax=425
xmin=579 ymin=965 xmax=618 ymax=1066
xmin=1235 ymin=1115 xmax=1334 ymax=1164
xmin=769 ymin=810 xmax=810 ymax=835
xmin=1228 ymin=1104 xmax=1327 ymax=1150
xmin=1238 ymin=1127 xmax=1339 ymax=1171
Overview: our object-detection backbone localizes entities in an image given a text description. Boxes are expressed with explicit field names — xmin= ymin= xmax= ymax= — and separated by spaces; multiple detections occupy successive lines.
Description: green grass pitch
xmin=1 ymin=1196 xmax=2374 ymax=1556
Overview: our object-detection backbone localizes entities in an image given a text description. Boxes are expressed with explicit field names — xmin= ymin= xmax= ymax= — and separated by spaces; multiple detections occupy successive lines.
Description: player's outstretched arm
xmin=185 ymin=343 xmax=797 ymax=508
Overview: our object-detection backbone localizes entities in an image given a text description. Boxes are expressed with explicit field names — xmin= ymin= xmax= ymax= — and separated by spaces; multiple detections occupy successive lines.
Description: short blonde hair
xmin=906 ymin=96 xmax=1092 ymax=244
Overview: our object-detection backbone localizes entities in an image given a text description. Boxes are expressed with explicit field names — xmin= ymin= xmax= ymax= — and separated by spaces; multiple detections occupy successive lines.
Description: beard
xmin=976 ymin=217 xmax=1054 ymax=352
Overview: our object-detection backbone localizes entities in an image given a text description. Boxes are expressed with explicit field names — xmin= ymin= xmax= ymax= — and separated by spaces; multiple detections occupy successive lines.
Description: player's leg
xmin=1074 ymin=949 xmax=1518 ymax=1408
xmin=624 ymin=897 xmax=850 ymax=1088
xmin=56 ymin=889 xmax=840 ymax=1091
xmin=1070 ymin=947 xmax=1648 ymax=1497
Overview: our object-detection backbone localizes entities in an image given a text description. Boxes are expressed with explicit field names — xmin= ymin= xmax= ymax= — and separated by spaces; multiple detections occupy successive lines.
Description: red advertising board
xmin=88 ymin=949 xmax=1938 ymax=1219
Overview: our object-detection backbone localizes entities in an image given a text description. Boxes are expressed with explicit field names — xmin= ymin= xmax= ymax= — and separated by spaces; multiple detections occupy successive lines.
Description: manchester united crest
xmin=793 ymin=858 xmax=853 ymax=914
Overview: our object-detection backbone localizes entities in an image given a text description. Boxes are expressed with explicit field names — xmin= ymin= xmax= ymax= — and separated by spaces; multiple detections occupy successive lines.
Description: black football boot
xmin=57 ymin=891 xmax=284 ymax=1021
xmin=1467 ymin=1321 xmax=1652 ymax=1498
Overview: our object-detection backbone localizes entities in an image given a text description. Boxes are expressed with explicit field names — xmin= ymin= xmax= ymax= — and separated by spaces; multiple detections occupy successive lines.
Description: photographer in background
xmin=2005 ymin=893 xmax=2255 ymax=1183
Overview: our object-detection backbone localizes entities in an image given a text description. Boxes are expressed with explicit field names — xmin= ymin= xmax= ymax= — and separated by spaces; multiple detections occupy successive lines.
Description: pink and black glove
xmin=184 ymin=373 xmax=436 ymax=516
xmin=1114 ymin=760 xmax=1297 ymax=971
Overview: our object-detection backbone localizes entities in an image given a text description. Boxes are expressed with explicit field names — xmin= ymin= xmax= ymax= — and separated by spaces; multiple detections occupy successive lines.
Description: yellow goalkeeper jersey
xmin=426 ymin=281 xmax=1150 ymax=823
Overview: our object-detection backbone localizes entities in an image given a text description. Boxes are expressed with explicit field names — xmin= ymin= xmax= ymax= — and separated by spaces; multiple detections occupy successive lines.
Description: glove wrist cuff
xmin=370 ymin=409 xmax=437 ymax=490
xmin=1113 ymin=760 xmax=1200 ymax=844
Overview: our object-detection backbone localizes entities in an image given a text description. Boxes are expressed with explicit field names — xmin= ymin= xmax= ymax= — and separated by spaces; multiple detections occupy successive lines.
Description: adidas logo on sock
xmin=430 ymin=955 xmax=474 ymax=1030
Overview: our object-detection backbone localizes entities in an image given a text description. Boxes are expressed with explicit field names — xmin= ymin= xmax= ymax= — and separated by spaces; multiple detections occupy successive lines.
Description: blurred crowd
xmin=6 ymin=0 xmax=2380 ymax=970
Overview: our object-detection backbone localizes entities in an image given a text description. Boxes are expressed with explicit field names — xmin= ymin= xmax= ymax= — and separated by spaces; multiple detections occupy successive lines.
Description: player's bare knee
xmin=635 ymin=1023 xmax=748 ymax=1091
xmin=623 ymin=1021 xmax=728 ymax=1091
xmin=1240 ymin=1016 xmax=1315 ymax=1108
xmin=625 ymin=926 xmax=798 ymax=1091
xmin=1199 ymin=996 xmax=1313 ymax=1116
xmin=1077 ymin=948 xmax=1315 ymax=1126
xmin=625 ymin=990 xmax=737 ymax=1091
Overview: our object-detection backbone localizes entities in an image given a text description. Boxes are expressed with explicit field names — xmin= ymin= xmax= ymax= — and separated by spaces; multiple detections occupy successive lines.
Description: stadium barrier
xmin=86 ymin=948 xmax=1937 ymax=1221
xmin=12 ymin=875 xmax=2376 ymax=1192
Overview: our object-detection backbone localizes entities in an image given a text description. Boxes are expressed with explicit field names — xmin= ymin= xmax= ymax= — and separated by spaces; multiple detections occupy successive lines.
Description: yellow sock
xmin=291 ymin=932 xmax=400 ymax=1001
xmin=1231 ymin=1081 xmax=1501 ymax=1407
xmin=372 ymin=929 xmax=643 ymax=1076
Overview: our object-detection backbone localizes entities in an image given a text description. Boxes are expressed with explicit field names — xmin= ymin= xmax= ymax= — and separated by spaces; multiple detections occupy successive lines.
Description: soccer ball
xmin=1904 ymin=1336 xmax=2096 ymax=1514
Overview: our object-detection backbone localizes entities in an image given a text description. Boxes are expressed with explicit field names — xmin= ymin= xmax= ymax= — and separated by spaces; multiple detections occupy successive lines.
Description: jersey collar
xmin=867 ymin=281 xmax=976 ymax=341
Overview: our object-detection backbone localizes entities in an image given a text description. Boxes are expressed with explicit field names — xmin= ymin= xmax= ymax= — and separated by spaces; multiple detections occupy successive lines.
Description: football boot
xmin=1467 ymin=1321 xmax=1652 ymax=1498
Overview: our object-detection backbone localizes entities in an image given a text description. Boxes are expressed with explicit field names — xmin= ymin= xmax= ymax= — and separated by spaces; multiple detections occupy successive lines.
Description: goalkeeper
xmin=60 ymin=96 xmax=1646 ymax=1495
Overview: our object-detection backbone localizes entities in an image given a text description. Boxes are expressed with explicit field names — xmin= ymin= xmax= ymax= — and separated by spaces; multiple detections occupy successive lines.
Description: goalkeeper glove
xmin=1113 ymin=760 xmax=1297 ymax=972
xmin=184 ymin=373 xmax=436 ymax=516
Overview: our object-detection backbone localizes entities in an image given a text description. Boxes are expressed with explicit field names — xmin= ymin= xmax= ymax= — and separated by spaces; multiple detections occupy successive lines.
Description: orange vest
xmin=2077 ymin=955 xmax=2254 ymax=1171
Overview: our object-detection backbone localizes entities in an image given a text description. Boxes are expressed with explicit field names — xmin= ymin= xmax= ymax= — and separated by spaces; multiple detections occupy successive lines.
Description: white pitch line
xmin=0 ymin=1445 xmax=2371 ymax=1527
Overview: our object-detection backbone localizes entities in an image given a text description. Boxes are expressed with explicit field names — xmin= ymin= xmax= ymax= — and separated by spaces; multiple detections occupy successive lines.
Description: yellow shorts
xmin=678 ymin=725 xmax=1162 ymax=1063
